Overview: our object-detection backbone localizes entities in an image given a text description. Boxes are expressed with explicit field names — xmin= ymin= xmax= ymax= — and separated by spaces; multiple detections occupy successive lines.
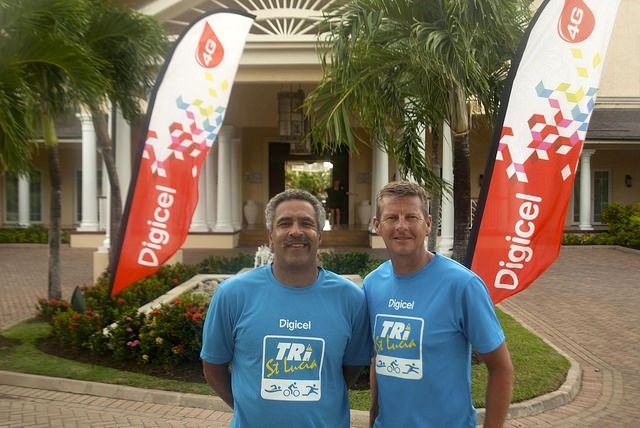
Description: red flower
xmin=117 ymin=298 xmax=125 ymax=305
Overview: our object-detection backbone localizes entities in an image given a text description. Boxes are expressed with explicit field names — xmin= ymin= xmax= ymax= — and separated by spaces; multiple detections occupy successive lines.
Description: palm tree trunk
xmin=428 ymin=128 xmax=440 ymax=252
xmin=42 ymin=113 xmax=62 ymax=300
xmin=450 ymin=87 xmax=471 ymax=263
xmin=90 ymin=107 xmax=122 ymax=273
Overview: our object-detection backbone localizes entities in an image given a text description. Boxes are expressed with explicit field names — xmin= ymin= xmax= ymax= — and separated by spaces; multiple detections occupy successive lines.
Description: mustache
xmin=283 ymin=237 xmax=311 ymax=246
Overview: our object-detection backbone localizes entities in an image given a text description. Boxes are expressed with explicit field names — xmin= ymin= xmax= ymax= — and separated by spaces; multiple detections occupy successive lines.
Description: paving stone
xmin=1 ymin=245 xmax=639 ymax=427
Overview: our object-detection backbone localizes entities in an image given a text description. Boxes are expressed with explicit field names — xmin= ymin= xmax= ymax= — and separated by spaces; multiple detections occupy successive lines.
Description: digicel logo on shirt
xmin=196 ymin=22 xmax=224 ymax=68
xmin=557 ymin=0 xmax=595 ymax=43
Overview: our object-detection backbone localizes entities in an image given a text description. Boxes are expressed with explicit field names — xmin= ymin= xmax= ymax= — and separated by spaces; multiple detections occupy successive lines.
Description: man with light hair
xmin=365 ymin=181 xmax=513 ymax=427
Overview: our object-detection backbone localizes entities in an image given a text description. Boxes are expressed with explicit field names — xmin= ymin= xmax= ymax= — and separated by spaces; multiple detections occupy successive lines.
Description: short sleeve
xmin=200 ymin=283 xmax=235 ymax=364
xmin=461 ymin=276 xmax=505 ymax=354
xmin=343 ymin=287 xmax=373 ymax=366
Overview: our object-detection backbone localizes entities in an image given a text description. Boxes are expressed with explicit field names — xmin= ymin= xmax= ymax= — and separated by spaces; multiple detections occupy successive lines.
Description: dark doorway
xmin=268 ymin=142 xmax=350 ymax=224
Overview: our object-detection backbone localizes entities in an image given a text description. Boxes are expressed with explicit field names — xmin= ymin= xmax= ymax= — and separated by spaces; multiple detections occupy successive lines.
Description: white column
xmin=214 ymin=126 xmax=234 ymax=232
xmin=206 ymin=146 xmax=218 ymax=230
xmin=371 ymin=144 xmax=389 ymax=229
xmin=77 ymin=112 xmax=99 ymax=231
xmin=190 ymin=164 xmax=209 ymax=232
xmin=18 ymin=174 xmax=30 ymax=227
xmin=579 ymin=149 xmax=595 ymax=231
xmin=115 ymin=108 xmax=132 ymax=203
xmin=231 ymin=137 xmax=243 ymax=230
xmin=438 ymin=122 xmax=454 ymax=256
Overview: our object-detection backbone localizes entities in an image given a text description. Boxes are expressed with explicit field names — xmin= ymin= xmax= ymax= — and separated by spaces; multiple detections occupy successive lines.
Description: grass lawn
xmin=0 ymin=309 xmax=569 ymax=411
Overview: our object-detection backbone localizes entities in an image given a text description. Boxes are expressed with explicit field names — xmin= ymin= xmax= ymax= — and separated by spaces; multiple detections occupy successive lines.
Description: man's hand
xmin=479 ymin=343 xmax=513 ymax=428
xmin=203 ymin=361 xmax=234 ymax=409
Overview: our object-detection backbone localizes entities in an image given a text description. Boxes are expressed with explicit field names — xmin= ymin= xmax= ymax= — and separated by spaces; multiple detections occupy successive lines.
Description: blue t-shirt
xmin=201 ymin=265 xmax=372 ymax=427
xmin=363 ymin=253 xmax=505 ymax=428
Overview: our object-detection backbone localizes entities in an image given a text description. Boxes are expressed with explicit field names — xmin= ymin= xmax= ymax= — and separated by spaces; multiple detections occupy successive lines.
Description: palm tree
xmin=0 ymin=0 xmax=166 ymax=298
xmin=82 ymin=0 xmax=168 ymax=270
xmin=308 ymin=0 xmax=530 ymax=261
xmin=0 ymin=0 xmax=108 ymax=299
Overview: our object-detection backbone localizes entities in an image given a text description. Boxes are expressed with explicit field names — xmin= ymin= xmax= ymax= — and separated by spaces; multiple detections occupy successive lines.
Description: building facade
xmin=1 ymin=0 xmax=639 ymax=252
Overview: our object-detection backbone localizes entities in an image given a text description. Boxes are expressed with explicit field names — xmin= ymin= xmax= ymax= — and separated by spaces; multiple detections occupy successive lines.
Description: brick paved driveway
xmin=1 ymin=245 xmax=638 ymax=427
xmin=503 ymin=246 xmax=640 ymax=427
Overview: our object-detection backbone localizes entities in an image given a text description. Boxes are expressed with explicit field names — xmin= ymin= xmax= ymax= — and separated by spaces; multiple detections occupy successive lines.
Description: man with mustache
xmin=365 ymin=181 xmax=513 ymax=427
xmin=201 ymin=189 xmax=372 ymax=427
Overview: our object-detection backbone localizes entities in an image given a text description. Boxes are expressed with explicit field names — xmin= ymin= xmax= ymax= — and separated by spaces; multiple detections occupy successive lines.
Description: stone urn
xmin=243 ymin=200 xmax=259 ymax=225
xmin=357 ymin=200 xmax=371 ymax=226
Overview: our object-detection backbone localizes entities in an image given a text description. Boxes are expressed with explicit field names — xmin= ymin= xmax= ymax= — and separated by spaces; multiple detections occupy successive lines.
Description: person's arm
xmin=478 ymin=342 xmax=513 ymax=428
xmin=202 ymin=361 xmax=234 ymax=409
xmin=343 ymin=365 xmax=363 ymax=387
xmin=369 ymin=357 xmax=378 ymax=428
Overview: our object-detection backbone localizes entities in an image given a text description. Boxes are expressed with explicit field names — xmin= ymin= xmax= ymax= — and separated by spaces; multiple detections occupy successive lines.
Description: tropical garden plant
xmin=562 ymin=203 xmax=640 ymax=249
xmin=34 ymin=252 xmax=379 ymax=366
xmin=0 ymin=0 xmax=167 ymax=299
xmin=307 ymin=0 xmax=531 ymax=261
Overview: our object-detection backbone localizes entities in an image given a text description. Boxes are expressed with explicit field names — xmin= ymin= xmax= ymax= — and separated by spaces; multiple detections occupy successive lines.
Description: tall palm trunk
xmin=450 ymin=87 xmax=471 ymax=263
xmin=90 ymin=107 xmax=122 ymax=273
xmin=428 ymin=128 xmax=441 ymax=252
xmin=42 ymin=112 xmax=62 ymax=299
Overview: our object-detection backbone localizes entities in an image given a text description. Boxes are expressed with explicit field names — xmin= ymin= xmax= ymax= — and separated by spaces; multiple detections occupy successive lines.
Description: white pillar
xmin=579 ymin=149 xmax=595 ymax=231
xmin=371 ymin=144 xmax=389 ymax=228
xmin=18 ymin=174 xmax=30 ymax=227
xmin=438 ymin=122 xmax=454 ymax=256
xmin=190 ymin=164 xmax=209 ymax=232
xmin=115 ymin=108 xmax=132 ymax=203
xmin=77 ymin=112 xmax=99 ymax=231
xmin=214 ymin=126 xmax=234 ymax=232
xmin=206 ymin=146 xmax=218 ymax=230
xmin=231 ymin=137 xmax=243 ymax=230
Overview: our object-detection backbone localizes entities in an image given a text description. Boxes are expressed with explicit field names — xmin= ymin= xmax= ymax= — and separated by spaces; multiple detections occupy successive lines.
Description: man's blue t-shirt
xmin=201 ymin=265 xmax=372 ymax=427
xmin=363 ymin=253 xmax=505 ymax=427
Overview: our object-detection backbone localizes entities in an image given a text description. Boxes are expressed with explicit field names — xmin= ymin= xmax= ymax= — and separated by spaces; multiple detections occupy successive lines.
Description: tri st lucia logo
xmin=261 ymin=335 xmax=325 ymax=401
xmin=374 ymin=314 xmax=424 ymax=380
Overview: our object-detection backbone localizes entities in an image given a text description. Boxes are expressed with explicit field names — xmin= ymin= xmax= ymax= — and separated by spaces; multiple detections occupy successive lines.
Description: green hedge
xmin=0 ymin=225 xmax=70 ymax=244
xmin=563 ymin=203 xmax=640 ymax=249
xmin=319 ymin=251 xmax=384 ymax=278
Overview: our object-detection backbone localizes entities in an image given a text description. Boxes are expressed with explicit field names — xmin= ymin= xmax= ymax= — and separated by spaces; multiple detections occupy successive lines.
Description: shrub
xmin=107 ymin=311 xmax=147 ymax=362
xmin=197 ymin=253 xmax=254 ymax=274
xmin=0 ymin=225 xmax=70 ymax=243
xmin=50 ymin=308 xmax=103 ymax=351
xmin=37 ymin=251 xmax=385 ymax=368
xmin=601 ymin=203 xmax=640 ymax=249
xmin=319 ymin=251 xmax=384 ymax=277
xmin=136 ymin=294 xmax=208 ymax=366
xmin=563 ymin=203 xmax=640 ymax=249
xmin=35 ymin=297 xmax=72 ymax=322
